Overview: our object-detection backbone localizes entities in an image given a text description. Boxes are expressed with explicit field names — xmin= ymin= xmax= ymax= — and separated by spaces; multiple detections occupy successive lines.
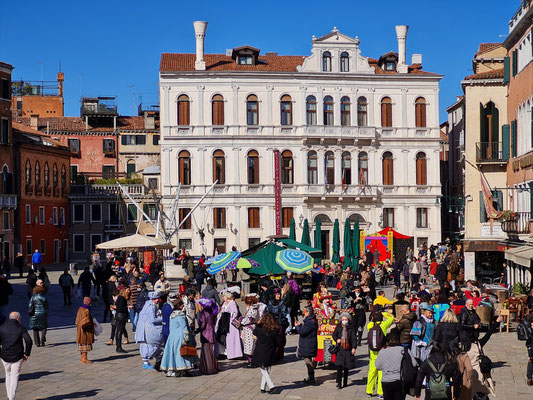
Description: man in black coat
xmin=435 ymin=262 xmax=448 ymax=291
xmin=295 ymin=305 xmax=318 ymax=384
xmin=77 ymin=267 xmax=96 ymax=298
xmin=0 ymin=311 xmax=32 ymax=400
xmin=0 ymin=273 xmax=13 ymax=325
xmin=459 ymin=298 xmax=481 ymax=346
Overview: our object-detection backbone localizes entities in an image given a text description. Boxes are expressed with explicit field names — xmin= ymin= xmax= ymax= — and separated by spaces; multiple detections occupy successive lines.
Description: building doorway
xmin=321 ymin=230 xmax=330 ymax=260
xmin=214 ymin=238 xmax=226 ymax=255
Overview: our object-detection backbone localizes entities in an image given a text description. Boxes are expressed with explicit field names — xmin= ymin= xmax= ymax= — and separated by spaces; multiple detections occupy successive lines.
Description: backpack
xmin=517 ymin=318 xmax=533 ymax=341
xmin=400 ymin=349 xmax=418 ymax=394
xmin=367 ymin=322 xmax=386 ymax=351
xmin=426 ymin=360 xmax=449 ymax=400
xmin=478 ymin=346 xmax=493 ymax=374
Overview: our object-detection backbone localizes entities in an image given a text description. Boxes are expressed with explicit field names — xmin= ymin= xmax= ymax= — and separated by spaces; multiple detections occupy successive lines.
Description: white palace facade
xmin=159 ymin=22 xmax=443 ymax=257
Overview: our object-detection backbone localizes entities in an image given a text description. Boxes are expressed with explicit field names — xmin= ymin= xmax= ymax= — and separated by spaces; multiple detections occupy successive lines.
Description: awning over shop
xmin=505 ymin=245 xmax=533 ymax=266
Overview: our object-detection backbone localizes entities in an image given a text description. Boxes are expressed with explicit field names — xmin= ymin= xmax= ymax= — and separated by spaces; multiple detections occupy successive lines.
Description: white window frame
xmin=53 ymin=207 xmax=58 ymax=225
xmin=73 ymin=203 xmax=85 ymax=224
xmin=73 ymin=234 xmax=85 ymax=253
xmin=127 ymin=204 xmax=138 ymax=222
xmin=90 ymin=203 xmax=102 ymax=223
xmin=416 ymin=207 xmax=429 ymax=229
xmin=25 ymin=204 xmax=31 ymax=224
xmin=90 ymin=234 xmax=102 ymax=251
xmin=39 ymin=206 xmax=45 ymax=225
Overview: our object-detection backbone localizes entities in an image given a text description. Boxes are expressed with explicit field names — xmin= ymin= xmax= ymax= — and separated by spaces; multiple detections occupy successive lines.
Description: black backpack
xmin=367 ymin=322 xmax=386 ymax=351
xmin=400 ymin=349 xmax=418 ymax=395
xmin=517 ymin=318 xmax=533 ymax=341
xmin=478 ymin=347 xmax=492 ymax=375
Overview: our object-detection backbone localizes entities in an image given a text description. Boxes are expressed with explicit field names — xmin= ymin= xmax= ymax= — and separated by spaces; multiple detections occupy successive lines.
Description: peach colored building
xmin=11 ymin=72 xmax=64 ymax=118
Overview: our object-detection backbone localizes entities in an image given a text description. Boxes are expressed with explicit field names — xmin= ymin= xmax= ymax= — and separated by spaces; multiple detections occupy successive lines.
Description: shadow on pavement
xmin=45 ymin=341 xmax=76 ymax=348
xmin=91 ymin=353 xmax=138 ymax=363
xmin=35 ymin=389 xmax=102 ymax=399
xmin=0 ymin=370 xmax=62 ymax=384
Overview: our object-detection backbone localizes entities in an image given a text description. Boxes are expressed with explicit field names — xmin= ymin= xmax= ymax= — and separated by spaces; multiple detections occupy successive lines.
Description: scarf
xmin=340 ymin=325 xmax=350 ymax=349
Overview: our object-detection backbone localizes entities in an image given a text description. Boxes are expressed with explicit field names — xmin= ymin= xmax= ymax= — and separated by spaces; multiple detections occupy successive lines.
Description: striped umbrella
xmin=275 ymin=249 xmax=313 ymax=273
xmin=226 ymin=258 xmax=260 ymax=270
xmin=206 ymin=251 xmax=241 ymax=274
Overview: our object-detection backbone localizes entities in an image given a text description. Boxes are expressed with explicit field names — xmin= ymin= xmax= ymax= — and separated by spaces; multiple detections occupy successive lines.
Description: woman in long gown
xmin=196 ymin=297 xmax=220 ymax=374
xmin=241 ymin=294 xmax=266 ymax=368
xmin=215 ymin=291 xmax=243 ymax=360
xmin=160 ymin=298 xmax=198 ymax=377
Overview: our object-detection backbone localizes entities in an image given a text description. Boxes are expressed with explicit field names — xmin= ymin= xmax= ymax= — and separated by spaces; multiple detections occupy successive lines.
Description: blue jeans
xmin=129 ymin=308 xmax=137 ymax=331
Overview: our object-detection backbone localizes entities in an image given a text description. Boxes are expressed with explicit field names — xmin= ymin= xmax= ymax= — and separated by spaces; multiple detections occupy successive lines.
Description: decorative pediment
xmin=312 ymin=27 xmax=358 ymax=45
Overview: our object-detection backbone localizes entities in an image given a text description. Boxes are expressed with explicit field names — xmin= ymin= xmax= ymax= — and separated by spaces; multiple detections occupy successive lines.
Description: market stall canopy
xmin=95 ymin=234 xmax=173 ymax=250
xmin=377 ymin=227 xmax=412 ymax=239
xmin=505 ymin=245 xmax=533 ymax=266
xmin=276 ymin=249 xmax=313 ymax=273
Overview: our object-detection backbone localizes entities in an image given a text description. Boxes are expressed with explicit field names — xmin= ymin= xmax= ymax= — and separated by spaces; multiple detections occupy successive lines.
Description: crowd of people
xmin=2 ymin=242 xmax=533 ymax=400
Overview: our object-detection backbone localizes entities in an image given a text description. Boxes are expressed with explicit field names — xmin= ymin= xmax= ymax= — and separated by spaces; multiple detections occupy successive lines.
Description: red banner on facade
xmin=143 ymin=251 xmax=153 ymax=274
xmin=273 ymin=149 xmax=282 ymax=235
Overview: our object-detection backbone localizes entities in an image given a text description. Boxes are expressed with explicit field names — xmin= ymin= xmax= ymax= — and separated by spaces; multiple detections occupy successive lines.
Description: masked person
xmin=332 ymin=312 xmax=358 ymax=389
xmin=135 ymin=291 xmax=163 ymax=369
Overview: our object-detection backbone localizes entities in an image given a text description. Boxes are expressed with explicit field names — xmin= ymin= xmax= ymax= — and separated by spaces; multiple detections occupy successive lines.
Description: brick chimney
xmin=57 ymin=72 xmax=64 ymax=97
xmin=30 ymin=114 xmax=39 ymax=129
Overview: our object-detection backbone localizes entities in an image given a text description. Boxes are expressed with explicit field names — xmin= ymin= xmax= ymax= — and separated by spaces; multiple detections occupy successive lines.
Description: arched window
xmin=246 ymin=94 xmax=259 ymax=125
xmin=341 ymin=96 xmax=351 ymax=126
xmin=44 ymin=162 xmax=50 ymax=188
xmin=280 ymin=94 xmax=292 ymax=125
xmin=340 ymin=52 xmax=349 ymax=72
xmin=416 ymin=152 xmax=427 ymax=185
xmin=322 ymin=51 xmax=331 ymax=72
xmin=381 ymin=97 xmax=392 ymax=127
xmin=358 ymin=152 xmax=368 ymax=185
xmin=126 ymin=160 xmax=136 ymax=178
xmin=281 ymin=150 xmax=293 ymax=184
xmin=35 ymin=161 xmax=41 ymax=187
xmin=357 ymin=96 xmax=368 ymax=127
xmin=177 ymin=94 xmax=190 ymax=126
xmin=382 ymin=151 xmax=394 ymax=185
xmin=306 ymin=95 xmax=317 ymax=125
xmin=61 ymin=165 xmax=67 ymax=188
xmin=213 ymin=149 xmax=225 ymax=184
xmin=307 ymin=150 xmax=318 ymax=184
xmin=324 ymin=96 xmax=334 ymax=126
xmin=52 ymin=164 xmax=58 ymax=188
xmin=178 ymin=150 xmax=191 ymax=185
xmin=1 ymin=165 xmax=12 ymax=195
xmin=212 ymin=94 xmax=224 ymax=125
xmin=342 ymin=152 xmax=351 ymax=185
xmin=325 ymin=151 xmax=335 ymax=184
xmin=480 ymin=101 xmax=499 ymax=159
xmin=415 ymin=97 xmax=427 ymax=128
xmin=247 ymin=150 xmax=259 ymax=184
xmin=25 ymin=160 xmax=31 ymax=185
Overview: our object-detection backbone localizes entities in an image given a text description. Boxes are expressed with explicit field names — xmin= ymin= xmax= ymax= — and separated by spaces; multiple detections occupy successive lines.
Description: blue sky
xmin=0 ymin=0 xmax=519 ymax=121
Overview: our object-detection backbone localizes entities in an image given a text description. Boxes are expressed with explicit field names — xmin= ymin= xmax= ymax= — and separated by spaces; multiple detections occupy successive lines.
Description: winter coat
xmin=201 ymin=285 xmax=221 ymax=305
xmin=58 ymin=273 xmax=74 ymax=288
xmin=103 ymin=281 xmax=116 ymax=305
xmin=0 ymin=278 xmax=13 ymax=307
xmin=194 ymin=265 xmax=206 ymax=283
xmin=29 ymin=293 xmax=48 ymax=330
xmin=295 ymin=314 xmax=318 ymax=358
xmin=435 ymin=263 xmax=448 ymax=281
xmin=414 ymin=351 xmax=461 ymax=398
xmin=75 ymin=306 xmax=94 ymax=345
xmin=459 ymin=307 xmax=481 ymax=345
xmin=135 ymin=288 xmax=149 ymax=313
xmin=0 ymin=319 xmax=32 ymax=363
xmin=135 ymin=300 xmax=163 ymax=345
xmin=241 ymin=303 xmax=266 ymax=356
xmin=252 ymin=326 xmax=279 ymax=368
xmin=154 ymin=279 xmax=171 ymax=295
xmin=397 ymin=312 xmax=417 ymax=344
xmin=433 ymin=321 xmax=460 ymax=350
xmin=332 ymin=322 xmax=357 ymax=369
xmin=197 ymin=308 xmax=216 ymax=344
xmin=78 ymin=271 xmax=96 ymax=289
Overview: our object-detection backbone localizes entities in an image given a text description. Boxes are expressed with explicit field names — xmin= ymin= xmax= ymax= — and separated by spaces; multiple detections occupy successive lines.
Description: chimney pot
xmin=193 ymin=21 xmax=208 ymax=71
xmin=411 ymin=54 xmax=422 ymax=65
xmin=395 ymin=25 xmax=409 ymax=73
xmin=30 ymin=114 xmax=39 ymax=129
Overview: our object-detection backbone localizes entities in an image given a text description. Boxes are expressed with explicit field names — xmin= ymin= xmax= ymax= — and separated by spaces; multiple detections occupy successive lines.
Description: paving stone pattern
xmin=1 ymin=272 xmax=532 ymax=399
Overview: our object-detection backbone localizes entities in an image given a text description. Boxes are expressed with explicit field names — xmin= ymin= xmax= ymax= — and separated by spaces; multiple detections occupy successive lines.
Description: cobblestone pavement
xmin=1 ymin=271 xmax=532 ymax=399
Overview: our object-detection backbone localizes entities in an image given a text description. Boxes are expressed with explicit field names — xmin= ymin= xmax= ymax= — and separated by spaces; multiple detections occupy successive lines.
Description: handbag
xmin=231 ymin=316 xmax=243 ymax=329
xmin=478 ymin=347 xmax=492 ymax=374
xmin=180 ymin=344 xmax=198 ymax=357
xmin=28 ymin=299 xmax=35 ymax=316
xmin=328 ymin=343 xmax=340 ymax=354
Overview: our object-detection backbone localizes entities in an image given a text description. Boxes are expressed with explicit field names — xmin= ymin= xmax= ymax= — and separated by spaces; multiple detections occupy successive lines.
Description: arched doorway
xmin=314 ymin=214 xmax=333 ymax=260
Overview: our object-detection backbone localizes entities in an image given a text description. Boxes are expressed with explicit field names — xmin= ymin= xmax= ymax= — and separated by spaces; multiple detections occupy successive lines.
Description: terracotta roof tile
xmin=161 ymin=53 xmax=437 ymax=75
xmin=476 ymin=43 xmax=502 ymax=56
xmin=464 ymin=68 xmax=504 ymax=80
xmin=14 ymin=116 xmax=159 ymax=133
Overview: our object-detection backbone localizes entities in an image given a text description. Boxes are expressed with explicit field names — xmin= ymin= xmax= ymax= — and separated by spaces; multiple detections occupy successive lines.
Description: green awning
xmin=246 ymin=242 xmax=286 ymax=275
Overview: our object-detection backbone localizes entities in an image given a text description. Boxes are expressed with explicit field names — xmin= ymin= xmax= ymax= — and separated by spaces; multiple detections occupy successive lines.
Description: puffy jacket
xmin=296 ymin=314 xmax=318 ymax=358
xmin=0 ymin=319 xmax=32 ymax=363
xmin=435 ymin=263 xmax=448 ymax=281
xmin=434 ymin=321 xmax=460 ymax=349
xmin=459 ymin=307 xmax=481 ymax=344
xmin=397 ymin=312 xmax=417 ymax=344
xmin=201 ymin=285 xmax=221 ymax=305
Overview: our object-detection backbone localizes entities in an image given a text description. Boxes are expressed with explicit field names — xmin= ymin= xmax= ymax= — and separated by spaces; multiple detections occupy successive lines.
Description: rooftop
xmin=464 ymin=68 xmax=504 ymax=80
xmin=15 ymin=116 xmax=159 ymax=133
xmin=475 ymin=43 xmax=502 ymax=56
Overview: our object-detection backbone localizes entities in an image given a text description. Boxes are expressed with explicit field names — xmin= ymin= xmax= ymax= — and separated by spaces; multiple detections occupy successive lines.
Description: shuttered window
xmin=213 ymin=149 xmax=225 ymax=184
xmin=177 ymin=95 xmax=190 ymax=126
xmin=512 ymin=49 xmax=518 ymax=77
xmin=282 ymin=207 xmax=293 ymax=228
xmin=248 ymin=207 xmax=260 ymax=228
xmin=381 ymin=97 xmax=392 ymax=127
xmin=178 ymin=150 xmax=191 ymax=185
xmin=415 ymin=97 xmax=427 ymax=128
xmin=179 ymin=208 xmax=192 ymax=229
xmin=281 ymin=150 xmax=294 ymax=184
xmin=213 ymin=208 xmax=226 ymax=229
xmin=323 ymin=96 xmax=334 ymax=126
xmin=416 ymin=152 xmax=427 ymax=185
xmin=280 ymin=95 xmax=292 ymax=125
xmin=511 ymin=120 xmax=518 ymax=158
xmin=504 ymin=56 xmax=510 ymax=84
xmin=247 ymin=150 xmax=259 ymax=184
xmin=212 ymin=94 xmax=224 ymax=125
xmin=341 ymin=96 xmax=350 ymax=126
xmin=382 ymin=152 xmax=394 ymax=185
xmin=502 ymin=124 xmax=510 ymax=160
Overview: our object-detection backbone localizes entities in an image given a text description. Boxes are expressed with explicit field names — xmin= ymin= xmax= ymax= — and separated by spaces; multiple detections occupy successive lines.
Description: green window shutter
xmin=502 ymin=124 xmax=510 ymax=160
xmin=493 ymin=190 xmax=503 ymax=212
xmin=512 ymin=49 xmax=518 ymax=77
xmin=504 ymin=56 xmax=510 ymax=84
xmin=480 ymin=191 xmax=487 ymax=223
xmin=511 ymin=120 xmax=518 ymax=157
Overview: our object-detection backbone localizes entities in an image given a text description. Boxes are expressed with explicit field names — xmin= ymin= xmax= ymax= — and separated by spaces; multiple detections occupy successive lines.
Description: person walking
xmin=75 ymin=297 xmax=95 ymax=363
xmin=0 ymin=273 xmax=13 ymax=325
xmin=114 ymin=287 xmax=129 ymax=353
xmin=435 ymin=262 xmax=448 ymax=291
xmin=366 ymin=310 xmax=395 ymax=399
xmin=0 ymin=312 xmax=32 ymax=400
xmin=160 ymin=297 xmax=198 ymax=377
xmin=241 ymin=294 xmax=265 ymax=367
xmin=458 ymin=299 xmax=481 ymax=348
xmin=410 ymin=303 xmax=436 ymax=363
xmin=102 ymin=275 xmax=117 ymax=323
xmin=201 ymin=278 xmax=221 ymax=306
xmin=252 ymin=313 xmax=280 ymax=394
xmin=25 ymin=270 xmax=37 ymax=300
xmin=409 ymin=258 xmax=421 ymax=286
xmin=295 ymin=305 xmax=318 ymax=384
xmin=93 ymin=265 xmax=106 ymax=297
xmin=128 ymin=277 xmax=140 ymax=332
xmin=433 ymin=309 xmax=460 ymax=351
xmin=135 ymin=291 xmax=164 ymax=369
xmin=78 ymin=267 xmax=96 ymax=298
xmin=193 ymin=262 xmax=206 ymax=294
xmin=28 ymin=285 xmax=48 ymax=347
xmin=154 ymin=273 xmax=171 ymax=303
xmin=332 ymin=312 xmax=358 ymax=389
xmin=2 ymin=256 xmax=11 ymax=280
xmin=58 ymin=269 xmax=74 ymax=306
xmin=14 ymin=253 xmax=25 ymax=278
xmin=31 ymin=249 xmax=42 ymax=273
xmin=396 ymin=305 xmax=416 ymax=349
xmin=196 ymin=297 xmax=220 ymax=375
xmin=215 ymin=290 xmax=243 ymax=360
